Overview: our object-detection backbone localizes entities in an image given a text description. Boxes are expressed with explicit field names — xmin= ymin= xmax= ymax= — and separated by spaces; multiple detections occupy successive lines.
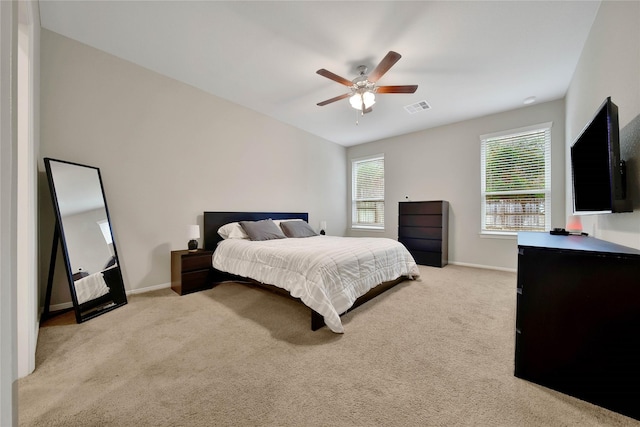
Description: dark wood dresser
xmin=516 ymin=231 xmax=640 ymax=420
xmin=398 ymin=201 xmax=449 ymax=267
xmin=171 ymin=249 xmax=214 ymax=295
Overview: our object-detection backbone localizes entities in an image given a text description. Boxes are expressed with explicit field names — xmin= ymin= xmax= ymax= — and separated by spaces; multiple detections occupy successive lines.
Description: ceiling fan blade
xmin=368 ymin=51 xmax=402 ymax=83
xmin=363 ymin=107 xmax=373 ymax=114
xmin=316 ymin=69 xmax=353 ymax=87
xmin=317 ymin=93 xmax=351 ymax=106
xmin=376 ymin=85 xmax=418 ymax=94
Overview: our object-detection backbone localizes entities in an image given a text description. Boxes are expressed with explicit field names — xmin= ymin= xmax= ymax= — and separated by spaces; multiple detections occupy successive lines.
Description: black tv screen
xmin=571 ymin=97 xmax=632 ymax=214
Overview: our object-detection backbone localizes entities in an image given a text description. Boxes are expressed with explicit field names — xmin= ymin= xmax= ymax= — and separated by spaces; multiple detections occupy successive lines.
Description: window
xmin=352 ymin=154 xmax=384 ymax=229
xmin=480 ymin=123 xmax=551 ymax=235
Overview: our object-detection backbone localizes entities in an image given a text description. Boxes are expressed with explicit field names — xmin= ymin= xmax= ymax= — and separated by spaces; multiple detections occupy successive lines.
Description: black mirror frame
xmin=43 ymin=157 xmax=127 ymax=323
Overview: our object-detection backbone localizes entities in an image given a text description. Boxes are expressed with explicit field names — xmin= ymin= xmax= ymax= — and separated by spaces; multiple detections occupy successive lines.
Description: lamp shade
xmin=349 ymin=91 xmax=375 ymax=110
xmin=188 ymin=225 xmax=200 ymax=239
xmin=566 ymin=215 xmax=582 ymax=233
xmin=319 ymin=220 xmax=327 ymax=235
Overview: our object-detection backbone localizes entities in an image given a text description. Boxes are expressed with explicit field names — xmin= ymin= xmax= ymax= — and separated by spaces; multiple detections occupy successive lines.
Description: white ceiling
xmin=39 ymin=1 xmax=601 ymax=147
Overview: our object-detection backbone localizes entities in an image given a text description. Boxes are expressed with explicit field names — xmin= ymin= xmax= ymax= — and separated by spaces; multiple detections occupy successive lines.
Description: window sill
xmin=480 ymin=231 xmax=517 ymax=240
xmin=351 ymin=226 xmax=385 ymax=232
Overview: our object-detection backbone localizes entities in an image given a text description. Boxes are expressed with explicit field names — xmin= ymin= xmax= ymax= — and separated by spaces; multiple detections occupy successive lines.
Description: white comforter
xmin=74 ymin=271 xmax=110 ymax=305
xmin=212 ymin=235 xmax=419 ymax=333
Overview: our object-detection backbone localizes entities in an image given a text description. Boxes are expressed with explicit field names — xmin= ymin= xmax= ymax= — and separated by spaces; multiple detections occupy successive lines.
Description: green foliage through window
xmin=352 ymin=156 xmax=384 ymax=228
xmin=481 ymin=125 xmax=551 ymax=233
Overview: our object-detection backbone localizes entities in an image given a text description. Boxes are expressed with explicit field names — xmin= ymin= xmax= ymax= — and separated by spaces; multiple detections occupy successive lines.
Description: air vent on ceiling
xmin=404 ymin=100 xmax=431 ymax=114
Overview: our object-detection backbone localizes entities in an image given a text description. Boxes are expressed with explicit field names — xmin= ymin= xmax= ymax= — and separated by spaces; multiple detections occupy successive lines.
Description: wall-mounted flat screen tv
xmin=570 ymin=97 xmax=632 ymax=214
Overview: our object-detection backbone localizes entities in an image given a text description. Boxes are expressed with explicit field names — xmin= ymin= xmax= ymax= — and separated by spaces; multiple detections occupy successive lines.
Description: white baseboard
xmin=448 ymin=261 xmax=517 ymax=273
xmin=43 ymin=282 xmax=172 ymax=314
xmin=126 ymin=282 xmax=171 ymax=295
xmin=47 ymin=301 xmax=74 ymax=312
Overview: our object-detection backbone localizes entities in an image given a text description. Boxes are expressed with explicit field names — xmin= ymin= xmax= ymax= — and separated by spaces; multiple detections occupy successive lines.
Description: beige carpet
xmin=19 ymin=265 xmax=639 ymax=426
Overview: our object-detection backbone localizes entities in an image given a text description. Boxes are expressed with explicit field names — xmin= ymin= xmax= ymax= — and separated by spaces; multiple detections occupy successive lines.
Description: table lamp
xmin=188 ymin=225 xmax=200 ymax=251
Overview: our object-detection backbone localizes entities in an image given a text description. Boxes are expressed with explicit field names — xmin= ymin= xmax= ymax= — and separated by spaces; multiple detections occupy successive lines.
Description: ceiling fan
xmin=316 ymin=51 xmax=418 ymax=114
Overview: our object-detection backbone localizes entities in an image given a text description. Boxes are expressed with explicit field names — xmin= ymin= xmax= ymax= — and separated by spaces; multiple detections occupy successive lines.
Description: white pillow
xmin=217 ymin=222 xmax=249 ymax=239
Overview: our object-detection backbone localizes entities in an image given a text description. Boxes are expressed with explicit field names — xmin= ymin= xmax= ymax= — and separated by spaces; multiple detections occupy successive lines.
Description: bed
xmin=73 ymin=264 xmax=126 ymax=317
xmin=204 ymin=211 xmax=419 ymax=333
xmin=74 ymin=270 xmax=111 ymax=305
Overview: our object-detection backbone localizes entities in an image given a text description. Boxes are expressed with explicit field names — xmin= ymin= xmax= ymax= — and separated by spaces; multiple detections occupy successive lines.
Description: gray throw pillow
xmin=280 ymin=220 xmax=318 ymax=238
xmin=239 ymin=219 xmax=286 ymax=241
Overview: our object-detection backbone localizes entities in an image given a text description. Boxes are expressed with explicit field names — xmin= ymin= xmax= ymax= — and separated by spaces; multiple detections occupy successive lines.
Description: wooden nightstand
xmin=171 ymin=249 xmax=214 ymax=295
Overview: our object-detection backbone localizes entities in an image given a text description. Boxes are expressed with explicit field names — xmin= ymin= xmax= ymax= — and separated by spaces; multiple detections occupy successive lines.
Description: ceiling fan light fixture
xmin=316 ymin=51 xmax=417 ymax=114
xmin=349 ymin=90 xmax=376 ymax=110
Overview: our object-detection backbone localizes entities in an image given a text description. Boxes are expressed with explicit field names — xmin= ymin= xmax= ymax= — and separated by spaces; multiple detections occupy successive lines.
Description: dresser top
xmin=518 ymin=231 xmax=640 ymax=257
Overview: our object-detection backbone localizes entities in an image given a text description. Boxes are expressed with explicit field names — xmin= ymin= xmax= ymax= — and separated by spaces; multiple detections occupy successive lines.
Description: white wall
xmin=39 ymin=30 xmax=347 ymax=304
xmin=0 ymin=2 xmax=18 ymax=424
xmin=347 ymin=100 xmax=566 ymax=271
xmin=2 ymin=0 xmax=41 ymax=422
xmin=565 ymin=0 xmax=640 ymax=249
xmin=17 ymin=0 xmax=40 ymax=380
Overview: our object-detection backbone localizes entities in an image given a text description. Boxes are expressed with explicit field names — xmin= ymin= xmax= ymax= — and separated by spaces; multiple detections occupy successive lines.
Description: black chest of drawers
xmin=398 ymin=201 xmax=449 ymax=267
xmin=516 ymin=232 xmax=640 ymax=420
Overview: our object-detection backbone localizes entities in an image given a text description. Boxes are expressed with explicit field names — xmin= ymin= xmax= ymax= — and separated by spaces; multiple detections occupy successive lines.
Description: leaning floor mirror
xmin=44 ymin=158 xmax=127 ymax=323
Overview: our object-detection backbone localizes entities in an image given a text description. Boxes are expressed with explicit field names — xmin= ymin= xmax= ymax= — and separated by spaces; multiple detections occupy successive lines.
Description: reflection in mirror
xmin=44 ymin=158 xmax=127 ymax=323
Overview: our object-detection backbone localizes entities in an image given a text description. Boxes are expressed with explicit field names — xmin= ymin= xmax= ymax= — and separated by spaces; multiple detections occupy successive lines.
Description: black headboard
xmin=203 ymin=211 xmax=309 ymax=250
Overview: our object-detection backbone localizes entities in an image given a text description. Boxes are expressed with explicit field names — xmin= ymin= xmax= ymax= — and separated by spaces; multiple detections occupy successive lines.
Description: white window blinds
xmin=481 ymin=124 xmax=551 ymax=234
xmin=352 ymin=155 xmax=384 ymax=229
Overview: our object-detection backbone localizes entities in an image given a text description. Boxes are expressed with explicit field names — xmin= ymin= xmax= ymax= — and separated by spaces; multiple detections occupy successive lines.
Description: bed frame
xmin=203 ymin=211 xmax=408 ymax=331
